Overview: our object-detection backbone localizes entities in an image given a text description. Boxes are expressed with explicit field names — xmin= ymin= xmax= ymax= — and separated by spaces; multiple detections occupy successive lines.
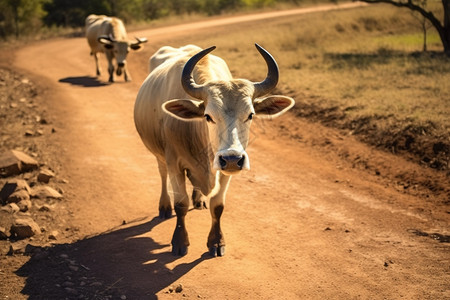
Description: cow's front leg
xmin=170 ymin=172 xmax=190 ymax=256
xmin=123 ymin=67 xmax=132 ymax=82
xmin=207 ymin=173 xmax=231 ymax=257
xmin=93 ymin=52 xmax=101 ymax=76
xmin=108 ymin=64 xmax=114 ymax=82
xmin=105 ymin=52 xmax=115 ymax=82
xmin=157 ymin=159 xmax=172 ymax=219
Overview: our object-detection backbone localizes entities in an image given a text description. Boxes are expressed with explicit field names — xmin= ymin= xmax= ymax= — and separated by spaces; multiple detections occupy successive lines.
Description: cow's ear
xmin=253 ymin=95 xmax=295 ymax=119
xmin=130 ymin=44 xmax=142 ymax=51
xmin=163 ymin=99 xmax=205 ymax=121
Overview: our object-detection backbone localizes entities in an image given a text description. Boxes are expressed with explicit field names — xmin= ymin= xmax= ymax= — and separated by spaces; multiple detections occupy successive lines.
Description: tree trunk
xmin=423 ymin=21 xmax=427 ymax=52
xmin=443 ymin=0 xmax=450 ymax=53
xmin=359 ymin=0 xmax=450 ymax=53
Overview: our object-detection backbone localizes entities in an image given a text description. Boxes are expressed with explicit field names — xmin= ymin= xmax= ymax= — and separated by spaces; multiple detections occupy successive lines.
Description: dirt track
xmin=2 ymin=3 xmax=449 ymax=299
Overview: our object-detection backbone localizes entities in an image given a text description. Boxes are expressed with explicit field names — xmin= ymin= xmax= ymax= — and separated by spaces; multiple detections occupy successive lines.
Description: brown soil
xmin=1 ymin=4 xmax=449 ymax=300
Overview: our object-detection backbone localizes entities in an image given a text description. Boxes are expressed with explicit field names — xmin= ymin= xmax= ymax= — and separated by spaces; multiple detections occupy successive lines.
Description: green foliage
xmin=0 ymin=0 xmax=48 ymax=39
xmin=43 ymin=0 xmax=111 ymax=27
xmin=0 ymin=0 xmax=304 ymax=38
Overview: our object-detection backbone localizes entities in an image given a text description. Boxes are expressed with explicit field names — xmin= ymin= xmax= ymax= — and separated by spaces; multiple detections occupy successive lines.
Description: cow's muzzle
xmin=116 ymin=62 xmax=125 ymax=76
xmin=219 ymin=155 xmax=245 ymax=171
xmin=214 ymin=150 xmax=250 ymax=174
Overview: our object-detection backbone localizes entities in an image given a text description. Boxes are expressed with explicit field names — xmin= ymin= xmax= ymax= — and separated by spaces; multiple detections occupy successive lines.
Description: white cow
xmin=85 ymin=14 xmax=147 ymax=82
xmin=134 ymin=44 xmax=294 ymax=256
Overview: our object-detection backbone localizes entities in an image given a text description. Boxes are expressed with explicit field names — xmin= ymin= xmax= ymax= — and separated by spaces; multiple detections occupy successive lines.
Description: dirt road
xmin=4 ymin=3 xmax=449 ymax=299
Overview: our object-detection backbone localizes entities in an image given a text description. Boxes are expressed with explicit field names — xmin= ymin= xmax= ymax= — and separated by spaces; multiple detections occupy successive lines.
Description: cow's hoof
xmin=159 ymin=208 xmax=172 ymax=219
xmin=172 ymin=245 xmax=188 ymax=256
xmin=209 ymin=246 xmax=225 ymax=257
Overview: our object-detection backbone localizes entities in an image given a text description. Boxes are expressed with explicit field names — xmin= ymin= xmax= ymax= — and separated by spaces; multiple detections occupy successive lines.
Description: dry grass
xmin=173 ymin=3 xmax=449 ymax=169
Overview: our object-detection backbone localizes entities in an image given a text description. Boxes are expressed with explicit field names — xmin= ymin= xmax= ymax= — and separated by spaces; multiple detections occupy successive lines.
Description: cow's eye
xmin=245 ymin=113 xmax=254 ymax=122
xmin=204 ymin=114 xmax=215 ymax=124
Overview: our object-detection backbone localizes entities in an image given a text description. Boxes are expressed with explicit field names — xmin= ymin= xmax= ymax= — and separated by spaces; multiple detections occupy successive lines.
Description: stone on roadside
xmin=31 ymin=186 xmax=63 ymax=199
xmin=7 ymin=190 xmax=30 ymax=203
xmin=10 ymin=218 xmax=41 ymax=239
xmin=7 ymin=242 xmax=39 ymax=256
xmin=0 ymin=226 xmax=8 ymax=239
xmin=0 ymin=150 xmax=38 ymax=177
xmin=1 ymin=203 xmax=20 ymax=214
xmin=48 ymin=230 xmax=59 ymax=240
xmin=0 ymin=179 xmax=31 ymax=203
xmin=37 ymin=204 xmax=52 ymax=212
xmin=8 ymin=240 xmax=29 ymax=255
xmin=37 ymin=168 xmax=55 ymax=183
xmin=17 ymin=199 xmax=32 ymax=212
xmin=175 ymin=283 xmax=183 ymax=293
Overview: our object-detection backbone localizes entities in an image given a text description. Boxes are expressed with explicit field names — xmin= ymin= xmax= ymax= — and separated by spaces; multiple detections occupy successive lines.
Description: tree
xmin=410 ymin=0 xmax=434 ymax=51
xmin=357 ymin=0 xmax=450 ymax=53
xmin=0 ymin=0 xmax=47 ymax=39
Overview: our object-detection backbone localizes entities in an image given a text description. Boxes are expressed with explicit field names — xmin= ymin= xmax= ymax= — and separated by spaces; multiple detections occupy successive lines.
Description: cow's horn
xmin=108 ymin=33 xmax=116 ymax=42
xmin=134 ymin=37 xmax=148 ymax=44
xmin=182 ymin=46 xmax=216 ymax=100
xmin=253 ymin=43 xmax=279 ymax=98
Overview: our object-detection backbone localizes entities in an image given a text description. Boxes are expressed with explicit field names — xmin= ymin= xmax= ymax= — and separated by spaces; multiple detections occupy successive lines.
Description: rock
xmin=7 ymin=190 xmax=30 ymax=203
xmin=64 ymin=288 xmax=78 ymax=295
xmin=1 ymin=179 xmax=31 ymax=203
xmin=175 ymin=283 xmax=183 ymax=293
xmin=17 ymin=199 xmax=32 ymax=212
xmin=0 ymin=150 xmax=38 ymax=177
xmin=0 ymin=226 xmax=9 ymax=239
xmin=24 ymin=243 xmax=40 ymax=255
xmin=7 ymin=241 xmax=38 ymax=255
xmin=10 ymin=218 xmax=41 ymax=239
xmin=37 ymin=168 xmax=55 ymax=183
xmin=7 ymin=241 xmax=29 ymax=255
xmin=1 ymin=203 xmax=20 ymax=214
xmin=48 ymin=230 xmax=59 ymax=240
xmin=31 ymin=186 xmax=63 ymax=199
xmin=68 ymin=265 xmax=79 ymax=272
xmin=37 ymin=204 xmax=52 ymax=212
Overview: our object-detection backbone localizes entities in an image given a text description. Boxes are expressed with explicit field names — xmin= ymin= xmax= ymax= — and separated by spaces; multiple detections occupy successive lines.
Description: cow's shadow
xmin=59 ymin=76 xmax=109 ymax=87
xmin=16 ymin=217 xmax=210 ymax=299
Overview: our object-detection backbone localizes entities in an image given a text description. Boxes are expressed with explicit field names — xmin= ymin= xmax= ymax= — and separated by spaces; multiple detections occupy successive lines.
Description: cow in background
xmin=134 ymin=44 xmax=295 ymax=257
xmin=85 ymin=14 xmax=147 ymax=82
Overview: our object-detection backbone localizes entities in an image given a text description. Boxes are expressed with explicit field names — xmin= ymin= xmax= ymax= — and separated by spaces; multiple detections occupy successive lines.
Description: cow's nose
xmin=118 ymin=62 xmax=125 ymax=67
xmin=219 ymin=155 xmax=245 ymax=171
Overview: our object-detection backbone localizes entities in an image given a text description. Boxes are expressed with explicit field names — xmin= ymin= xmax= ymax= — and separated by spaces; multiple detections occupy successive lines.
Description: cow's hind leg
xmin=207 ymin=174 xmax=231 ymax=257
xmin=157 ymin=159 xmax=172 ymax=219
xmin=169 ymin=171 xmax=190 ymax=256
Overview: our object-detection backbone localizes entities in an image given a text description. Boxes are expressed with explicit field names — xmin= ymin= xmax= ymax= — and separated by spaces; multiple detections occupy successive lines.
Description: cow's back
xmin=85 ymin=14 xmax=128 ymax=53
xmin=135 ymin=46 xmax=211 ymax=167
xmin=149 ymin=45 xmax=202 ymax=73
xmin=85 ymin=14 xmax=109 ymax=52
